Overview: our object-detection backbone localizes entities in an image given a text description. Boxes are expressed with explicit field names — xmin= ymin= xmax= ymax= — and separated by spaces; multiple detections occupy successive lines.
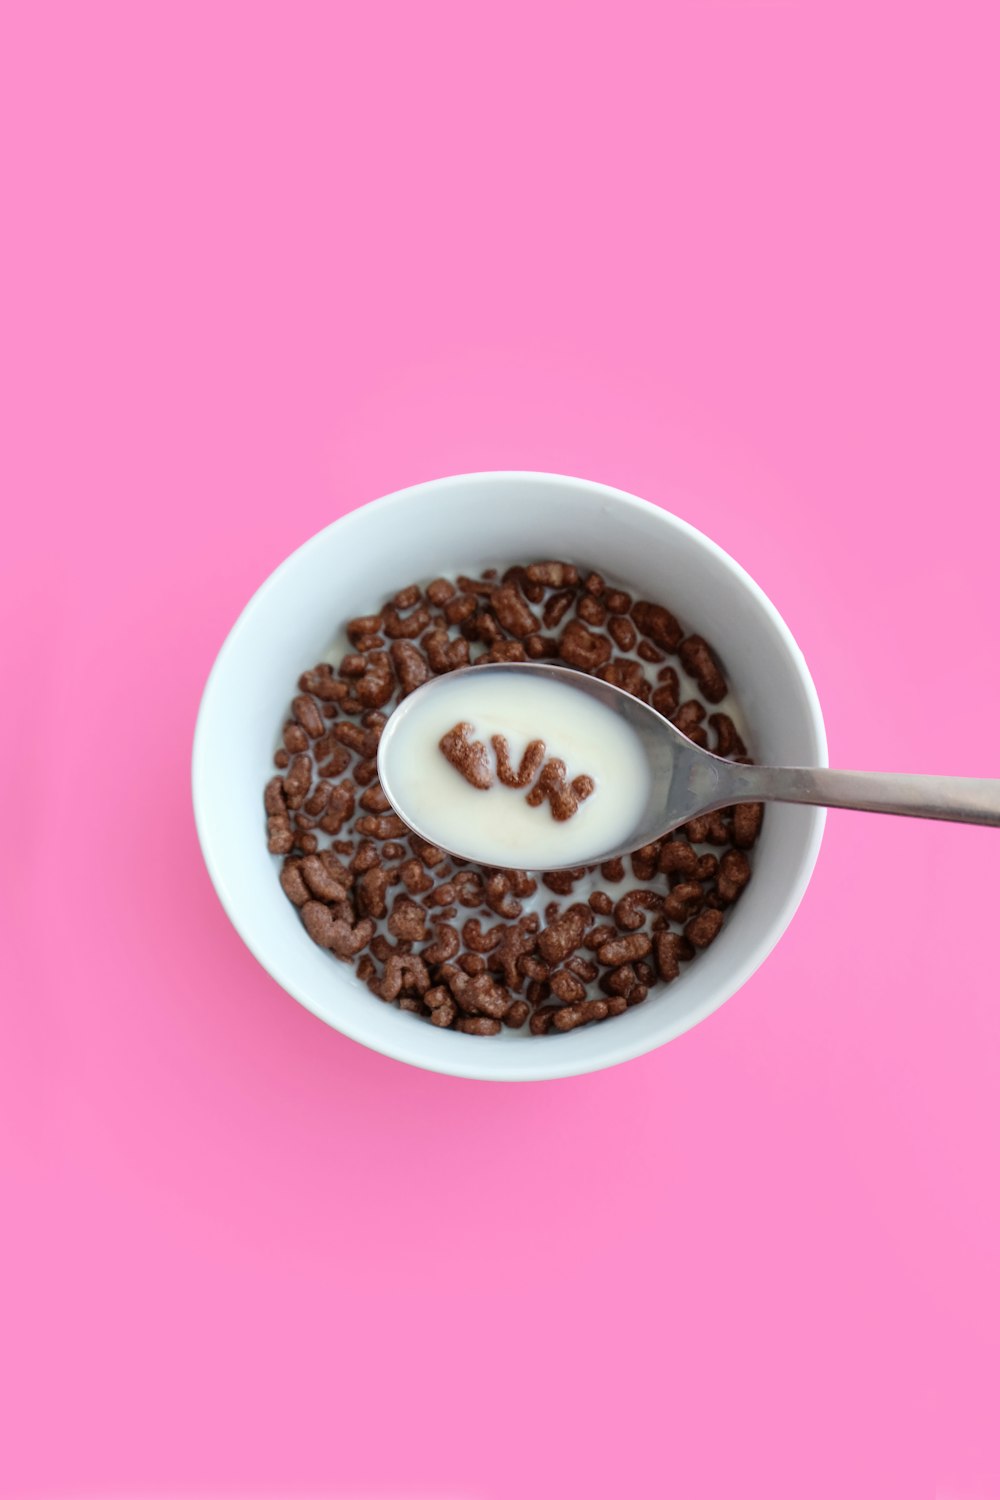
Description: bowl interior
xmin=193 ymin=473 xmax=826 ymax=1081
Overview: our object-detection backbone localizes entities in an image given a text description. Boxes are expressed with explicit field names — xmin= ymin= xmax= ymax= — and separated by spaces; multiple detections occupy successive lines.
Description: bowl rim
xmin=192 ymin=470 xmax=828 ymax=1082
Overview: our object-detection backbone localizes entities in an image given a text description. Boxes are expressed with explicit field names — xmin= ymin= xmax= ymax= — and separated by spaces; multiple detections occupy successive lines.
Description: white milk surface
xmin=382 ymin=672 xmax=653 ymax=867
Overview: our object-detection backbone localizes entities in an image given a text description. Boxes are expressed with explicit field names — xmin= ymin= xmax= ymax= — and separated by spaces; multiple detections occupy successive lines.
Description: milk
xmin=382 ymin=671 xmax=653 ymax=868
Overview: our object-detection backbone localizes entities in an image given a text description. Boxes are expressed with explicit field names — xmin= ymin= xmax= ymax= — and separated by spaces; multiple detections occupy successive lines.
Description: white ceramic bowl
xmin=193 ymin=472 xmax=827 ymax=1081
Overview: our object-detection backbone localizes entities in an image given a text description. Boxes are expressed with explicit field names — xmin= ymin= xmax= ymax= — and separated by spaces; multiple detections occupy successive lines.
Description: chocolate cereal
xmin=264 ymin=562 xmax=762 ymax=1035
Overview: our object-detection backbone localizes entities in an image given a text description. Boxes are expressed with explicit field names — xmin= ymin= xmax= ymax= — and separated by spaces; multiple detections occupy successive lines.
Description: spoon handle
xmin=725 ymin=764 xmax=1000 ymax=828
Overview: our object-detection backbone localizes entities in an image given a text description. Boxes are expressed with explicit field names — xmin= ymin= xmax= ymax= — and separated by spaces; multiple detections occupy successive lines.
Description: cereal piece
xmin=577 ymin=593 xmax=607 ymax=627
xmin=504 ymin=999 xmax=531 ymax=1029
xmin=304 ymin=781 xmax=333 ymax=818
xmin=484 ymin=872 xmax=522 ymax=919
xmin=279 ymin=858 xmax=311 ymax=906
xmin=393 ymin=584 xmax=422 ymax=610
xmin=314 ymin=730 xmax=351 ymax=778
xmin=301 ymin=854 xmax=350 ymax=903
xmin=630 ymin=842 xmax=661 ymax=881
xmin=452 ymin=972 xmax=511 ymax=1020
xmin=529 ymin=1006 xmax=559 ymax=1035
xmin=282 ymin=720 xmax=310 ymax=752
xmin=537 ymin=907 xmax=589 ymax=965
xmin=526 ymin=561 xmax=579 ymax=588
xmin=461 ymin=609 xmax=502 ymax=644
xmin=462 ymin=918 xmax=502 ymax=953
xmin=455 ymin=1016 xmax=502 ymax=1036
xmin=651 ymin=670 xmax=680 ymax=718
xmin=637 ymin=640 xmax=664 ymax=663
xmin=356 ymin=866 xmax=393 ymax=919
xmin=549 ymin=969 xmax=587 ymax=1004
xmin=333 ymin=721 xmax=380 ymax=757
xmin=524 ymin=634 xmax=561 ymax=659
xmin=732 ymin=802 xmax=764 ymax=849
xmin=390 ymin=640 xmax=431 ymax=696
xmin=423 ymin=627 xmax=470 ymax=674
xmin=600 ymin=857 xmax=625 ymax=882
xmin=354 ymin=652 xmax=395 ymax=709
xmin=604 ymin=589 xmax=631 ymax=615
xmin=443 ymin=593 xmax=478 ymax=626
xmin=608 ymin=615 xmax=637 ymax=651
xmin=552 ymin=1000 xmax=609 ymax=1031
xmin=423 ymin=923 xmax=460 ymax=964
xmin=631 ymin=600 xmax=682 ymax=652
xmin=716 ymin=849 xmax=752 ymax=903
xmin=542 ymin=589 xmax=576 ymax=629
xmin=383 ymin=604 xmax=431 ymax=639
xmin=380 ymin=953 xmax=431 ymax=1001
xmin=598 ymin=659 xmax=646 ymax=698
xmin=264 ymin=776 xmax=286 ymax=816
xmin=356 ymin=813 xmax=409 ymax=840
xmin=318 ymin=781 xmax=355 ymax=834
xmin=388 ymin=898 xmax=428 ymax=943
xmin=267 ymin=814 xmax=294 ymax=854
xmin=657 ymin=839 xmax=698 ymax=876
xmin=613 ymin=890 xmax=663 ymax=931
xmin=543 ymin=868 xmax=586 ymax=896
xmin=298 ymin=666 xmax=350 ymax=702
xmin=456 ymin=574 xmax=494 ymax=597
xmin=477 ymin=640 xmax=528 ymax=664
xmin=452 ymin=871 xmax=486 ymax=907
xmin=490 ymin=584 xmax=539 ymax=638
xmin=596 ymin=932 xmax=652 ymax=966
xmin=492 ymin=735 xmax=546 ymax=788
xmin=426 ymin=578 xmax=456 ymax=606
xmin=685 ymin=908 xmax=724 ymax=949
xmin=663 ymin=882 xmax=705 ymax=922
xmin=671 ymin=700 xmax=708 ymax=748
xmin=347 ymin=614 xmax=384 ymax=644
xmin=399 ymin=857 xmax=434 ymax=894
xmin=491 ymin=920 xmax=538 ymax=989
xmin=525 ymin=759 xmax=594 ymax=821
xmin=411 ymin=836 xmax=449 ymax=868
xmin=709 ymin=712 xmax=747 ymax=759
xmin=292 ymin=694 xmax=325 ymax=738
xmin=282 ymin=753 xmax=312 ymax=808
xmin=301 ymin=903 xmax=375 ymax=957
xmin=359 ymin=784 xmax=392 ymax=814
xmin=603 ymin=963 xmax=639 ymax=997
xmin=558 ymin=619 xmax=612 ymax=672
xmin=439 ymin=722 xmax=493 ymax=789
xmin=589 ymin=890 xmax=614 ymax=916
xmin=351 ymin=839 xmax=381 ymax=873
xmin=678 ymin=635 xmax=727 ymax=704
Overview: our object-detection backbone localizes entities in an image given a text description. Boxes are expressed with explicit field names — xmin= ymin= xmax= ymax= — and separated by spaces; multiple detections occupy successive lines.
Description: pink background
xmin=3 ymin=2 xmax=998 ymax=1497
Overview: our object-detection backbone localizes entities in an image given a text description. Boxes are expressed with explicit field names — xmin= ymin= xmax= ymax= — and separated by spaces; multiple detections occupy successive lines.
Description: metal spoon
xmin=377 ymin=661 xmax=1000 ymax=870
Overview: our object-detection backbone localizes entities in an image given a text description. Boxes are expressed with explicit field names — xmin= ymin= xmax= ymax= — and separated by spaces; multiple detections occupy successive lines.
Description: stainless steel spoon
xmin=377 ymin=661 xmax=1000 ymax=870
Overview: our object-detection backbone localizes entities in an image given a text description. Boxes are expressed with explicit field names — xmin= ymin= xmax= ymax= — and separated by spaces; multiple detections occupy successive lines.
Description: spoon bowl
xmin=377 ymin=661 xmax=753 ymax=869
